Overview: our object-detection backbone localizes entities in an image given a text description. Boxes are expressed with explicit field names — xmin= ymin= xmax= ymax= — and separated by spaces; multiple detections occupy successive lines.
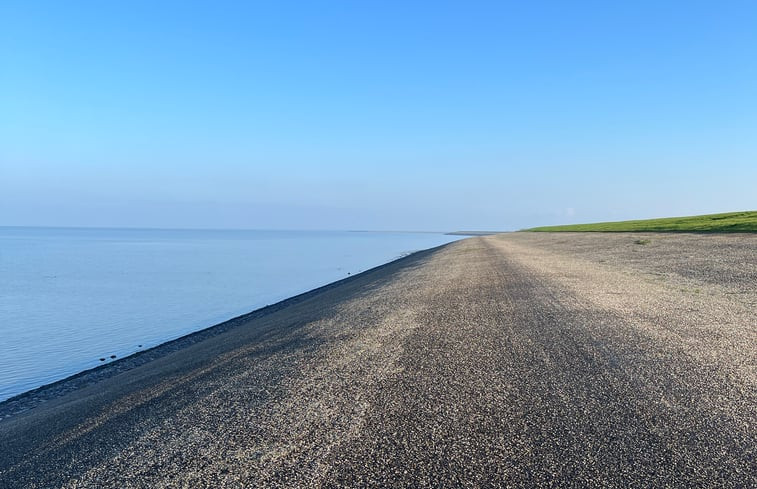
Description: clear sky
xmin=2 ymin=1 xmax=755 ymax=231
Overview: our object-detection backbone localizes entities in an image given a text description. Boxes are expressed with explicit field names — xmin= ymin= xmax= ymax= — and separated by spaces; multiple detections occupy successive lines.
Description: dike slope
xmin=1 ymin=233 xmax=755 ymax=487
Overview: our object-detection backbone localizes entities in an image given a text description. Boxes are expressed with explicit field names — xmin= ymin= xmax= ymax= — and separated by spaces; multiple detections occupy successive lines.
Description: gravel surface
xmin=0 ymin=233 xmax=755 ymax=488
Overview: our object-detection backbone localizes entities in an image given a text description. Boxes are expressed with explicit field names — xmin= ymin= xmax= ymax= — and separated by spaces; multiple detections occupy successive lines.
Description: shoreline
xmin=1 ymin=232 xmax=753 ymax=487
xmin=0 ymin=243 xmax=451 ymax=420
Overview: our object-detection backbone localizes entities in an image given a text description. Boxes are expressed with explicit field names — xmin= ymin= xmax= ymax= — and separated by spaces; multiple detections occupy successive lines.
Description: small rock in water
xmin=138 ymin=345 xmax=142 ymax=348
xmin=99 ymin=358 xmax=105 ymax=362
xmin=110 ymin=355 xmax=117 ymax=359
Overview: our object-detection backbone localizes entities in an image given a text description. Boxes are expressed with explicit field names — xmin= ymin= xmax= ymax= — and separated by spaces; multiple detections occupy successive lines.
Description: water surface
xmin=0 ymin=227 xmax=460 ymax=401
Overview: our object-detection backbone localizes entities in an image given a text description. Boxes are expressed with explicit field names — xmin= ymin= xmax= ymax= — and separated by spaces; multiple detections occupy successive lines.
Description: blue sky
xmin=2 ymin=1 xmax=755 ymax=231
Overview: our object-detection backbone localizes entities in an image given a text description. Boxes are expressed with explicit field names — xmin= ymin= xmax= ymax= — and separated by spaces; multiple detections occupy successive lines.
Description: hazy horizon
xmin=0 ymin=224 xmax=462 ymax=233
xmin=2 ymin=2 xmax=755 ymax=231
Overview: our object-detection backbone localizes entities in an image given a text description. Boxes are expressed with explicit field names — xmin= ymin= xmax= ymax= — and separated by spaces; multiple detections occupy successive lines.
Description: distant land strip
xmin=524 ymin=210 xmax=757 ymax=233
xmin=446 ymin=231 xmax=502 ymax=236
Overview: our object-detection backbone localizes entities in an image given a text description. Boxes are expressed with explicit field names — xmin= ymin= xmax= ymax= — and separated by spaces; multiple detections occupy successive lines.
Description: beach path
xmin=1 ymin=233 xmax=755 ymax=487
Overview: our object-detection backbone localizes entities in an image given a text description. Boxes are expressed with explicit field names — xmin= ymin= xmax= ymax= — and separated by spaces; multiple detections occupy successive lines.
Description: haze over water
xmin=0 ymin=227 xmax=461 ymax=401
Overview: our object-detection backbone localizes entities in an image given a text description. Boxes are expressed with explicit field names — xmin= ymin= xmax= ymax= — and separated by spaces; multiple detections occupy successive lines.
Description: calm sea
xmin=0 ymin=227 xmax=461 ymax=401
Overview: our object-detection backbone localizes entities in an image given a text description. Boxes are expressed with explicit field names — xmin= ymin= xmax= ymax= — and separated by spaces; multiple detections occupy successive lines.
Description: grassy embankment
xmin=525 ymin=211 xmax=757 ymax=233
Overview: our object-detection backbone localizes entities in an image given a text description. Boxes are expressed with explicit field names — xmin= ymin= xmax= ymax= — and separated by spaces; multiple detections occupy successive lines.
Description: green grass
xmin=524 ymin=211 xmax=757 ymax=233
